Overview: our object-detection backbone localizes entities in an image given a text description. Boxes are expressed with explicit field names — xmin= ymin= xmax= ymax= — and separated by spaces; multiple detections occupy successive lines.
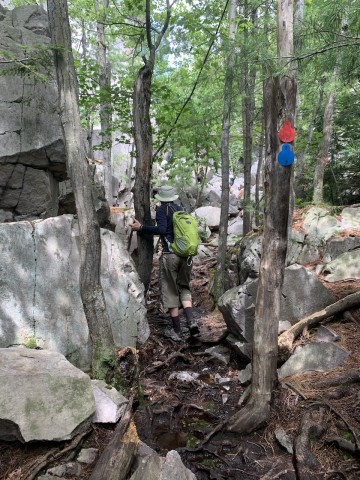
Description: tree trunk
xmin=89 ymin=401 xmax=138 ymax=480
xmin=313 ymin=79 xmax=337 ymax=203
xmin=95 ymin=0 xmax=113 ymax=206
xmin=132 ymin=0 xmax=171 ymax=292
xmin=255 ymin=117 xmax=264 ymax=227
xmin=47 ymin=0 xmax=115 ymax=377
xmin=242 ymin=2 xmax=257 ymax=236
xmin=211 ymin=0 xmax=237 ymax=303
xmin=133 ymin=60 xmax=155 ymax=291
xmin=295 ymin=86 xmax=324 ymax=199
xmin=81 ymin=19 xmax=94 ymax=159
xmin=227 ymin=0 xmax=296 ymax=434
xmin=313 ymin=17 xmax=345 ymax=204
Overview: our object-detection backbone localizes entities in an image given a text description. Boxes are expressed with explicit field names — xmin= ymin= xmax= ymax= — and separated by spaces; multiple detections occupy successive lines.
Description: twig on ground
xmin=282 ymin=381 xmax=308 ymax=400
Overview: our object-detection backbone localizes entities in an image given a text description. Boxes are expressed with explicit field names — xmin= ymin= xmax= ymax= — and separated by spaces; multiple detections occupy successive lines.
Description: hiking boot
xmin=163 ymin=327 xmax=182 ymax=342
xmin=188 ymin=321 xmax=200 ymax=336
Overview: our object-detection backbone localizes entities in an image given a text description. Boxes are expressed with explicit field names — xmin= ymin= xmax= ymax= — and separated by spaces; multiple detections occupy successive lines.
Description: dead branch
xmin=183 ymin=403 xmax=219 ymax=419
xmin=89 ymin=400 xmax=138 ymax=480
xmin=18 ymin=427 xmax=91 ymax=480
xmin=145 ymin=349 xmax=187 ymax=373
xmin=260 ymin=466 xmax=296 ymax=480
xmin=282 ymin=381 xmax=307 ymax=400
xmin=278 ymin=291 xmax=360 ymax=360
xmin=316 ymin=370 xmax=360 ymax=388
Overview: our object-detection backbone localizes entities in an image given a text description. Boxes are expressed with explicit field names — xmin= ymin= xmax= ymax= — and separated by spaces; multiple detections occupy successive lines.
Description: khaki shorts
xmin=160 ymin=253 xmax=192 ymax=310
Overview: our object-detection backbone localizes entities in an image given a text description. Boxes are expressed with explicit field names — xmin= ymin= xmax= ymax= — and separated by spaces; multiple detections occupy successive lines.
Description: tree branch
xmin=153 ymin=0 xmax=231 ymax=160
xmin=145 ymin=0 xmax=153 ymax=52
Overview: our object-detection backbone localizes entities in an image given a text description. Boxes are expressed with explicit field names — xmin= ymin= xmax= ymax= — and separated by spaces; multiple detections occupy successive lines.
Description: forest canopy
xmin=6 ymin=0 xmax=360 ymax=205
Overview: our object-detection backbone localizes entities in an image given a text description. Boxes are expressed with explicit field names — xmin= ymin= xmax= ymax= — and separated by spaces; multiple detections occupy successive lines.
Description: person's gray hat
xmin=155 ymin=185 xmax=179 ymax=202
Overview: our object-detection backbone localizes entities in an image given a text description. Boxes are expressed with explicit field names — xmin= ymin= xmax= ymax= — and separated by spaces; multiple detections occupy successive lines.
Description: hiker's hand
xmin=131 ymin=219 xmax=142 ymax=232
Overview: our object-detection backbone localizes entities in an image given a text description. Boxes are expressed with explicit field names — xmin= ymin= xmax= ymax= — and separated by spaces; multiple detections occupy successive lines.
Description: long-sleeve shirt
xmin=141 ymin=202 xmax=183 ymax=252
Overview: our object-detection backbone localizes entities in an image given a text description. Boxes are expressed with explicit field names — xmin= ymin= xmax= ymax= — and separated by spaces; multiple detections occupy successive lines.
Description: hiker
xmin=131 ymin=185 xmax=199 ymax=341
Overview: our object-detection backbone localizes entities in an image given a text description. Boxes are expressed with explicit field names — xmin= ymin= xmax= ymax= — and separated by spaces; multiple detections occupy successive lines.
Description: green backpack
xmin=170 ymin=210 xmax=199 ymax=257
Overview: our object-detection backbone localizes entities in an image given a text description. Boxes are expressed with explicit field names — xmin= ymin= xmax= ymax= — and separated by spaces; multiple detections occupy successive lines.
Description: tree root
xmin=144 ymin=349 xmax=188 ymax=374
xmin=294 ymin=409 xmax=325 ymax=480
xmin=316 ymin=369 xmax=360 ymax=388
xmin=310 ymin=400 xmax=360 ymax=451
xmin=17 ymin=427 xmax=92 ymax=480
xmin=226 ymin=395 xmax=270 ymax=434
xmin=325 ymin=436 xmax=358 ymax=454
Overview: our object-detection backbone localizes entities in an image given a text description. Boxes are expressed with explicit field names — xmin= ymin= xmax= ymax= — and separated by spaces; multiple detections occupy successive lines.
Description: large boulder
xmin=322 ymin=249 xmax=360 ymax=282
xmin=323 ymin=236 xmax=360 ymax=263
xmin=0 ymin=348 xmax=95 ymax=442
xmin=219 ymin=265 xmax=335 ymax=360
xmin=194 ymin=206 xmax=221 ymax=230
xmin=278 ymin=343 xmax=349 ymax=379
xmin=340 ymin=206 xmax=360 ymax=229
xmin=0 ymin=5 xmax=66 ymax=221
xmin=0 ymin=215 xmax=149 ymax=369
xmin=302 ymin=207 xmax=341 ymax=241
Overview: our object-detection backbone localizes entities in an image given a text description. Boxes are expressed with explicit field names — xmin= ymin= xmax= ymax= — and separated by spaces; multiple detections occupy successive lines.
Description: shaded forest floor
xmin=1 ymin=226 xmax=360 ymax=479
xmin=128 ymin=252 xmax=360 ymax=480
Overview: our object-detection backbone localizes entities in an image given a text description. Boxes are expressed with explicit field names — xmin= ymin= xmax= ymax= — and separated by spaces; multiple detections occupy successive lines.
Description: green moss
xmin=342 ymin=431 xmax=355 ymax=442
xmin=186 ymin=435 xmax=200 ymax=449
xmin=25 ymin=337 xmax=37 ymax=349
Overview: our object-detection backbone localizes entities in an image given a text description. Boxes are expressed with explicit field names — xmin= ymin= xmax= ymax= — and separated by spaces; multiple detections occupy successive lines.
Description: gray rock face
xmin=0 ymin=5 xmax=66 ymax=220
xmin=92 ymin=380 xmax=128 ymax=423
xmin=302 ymin=207 xmax=341 ymax=241
xmin=219 ymin=265 xmax=335 ymax=360
xmin=237 ymin=233 xmax=262 ymax=283
xmin=0 ymin=215 xmax=149 ymax=369
xmin=322 ymin=249 xmax=360 ymax=282
xmin=323 ymin=236 xmax=360 ymax=263
xmin=278 ymin=343 xmax=349 ymax=379
xmin=129 ymin=449 xmax=196 ymax=480
xmin=0 ymin=348 xmax=95 ymax=442
xmin=341 ymin=206 xmax=360 ymax=229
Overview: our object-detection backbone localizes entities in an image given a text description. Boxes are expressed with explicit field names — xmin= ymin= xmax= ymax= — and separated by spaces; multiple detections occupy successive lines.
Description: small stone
xmin=275 ymin=427 xmax=293 ymax=454
xmin=77 ymin=448 xmax=99 ymax=464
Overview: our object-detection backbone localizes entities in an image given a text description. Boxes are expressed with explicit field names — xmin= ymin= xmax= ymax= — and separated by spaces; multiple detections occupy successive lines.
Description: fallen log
xmin=278 ymin=291 xmax=360 ymax=360
xmin=89 ymin=400 xmax=138 ymax=480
